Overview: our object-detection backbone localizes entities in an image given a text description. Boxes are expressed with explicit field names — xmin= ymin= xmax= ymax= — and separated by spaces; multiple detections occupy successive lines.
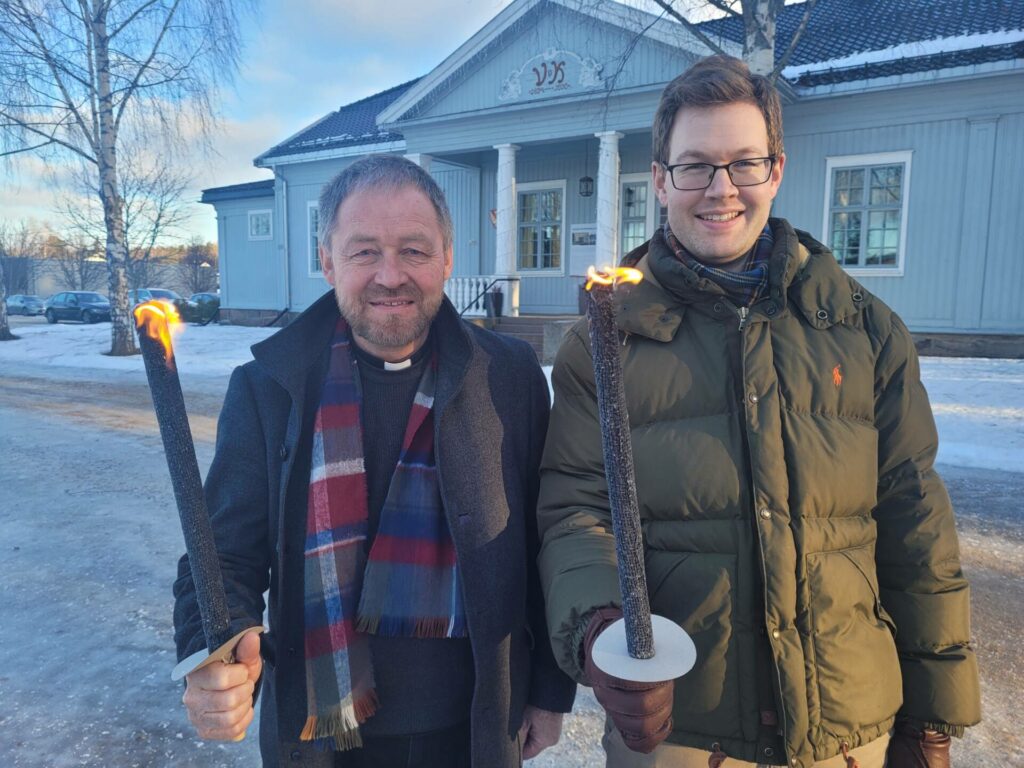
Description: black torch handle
xmin=586 ymin=286 xmax=654 ymax=660
xmin=136 ymin=328 xmax=234 ymax=653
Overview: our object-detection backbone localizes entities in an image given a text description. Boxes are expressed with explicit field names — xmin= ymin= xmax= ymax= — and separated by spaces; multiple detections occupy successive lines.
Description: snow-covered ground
xmin=2 ymin=320 xmax=1022 ymax=473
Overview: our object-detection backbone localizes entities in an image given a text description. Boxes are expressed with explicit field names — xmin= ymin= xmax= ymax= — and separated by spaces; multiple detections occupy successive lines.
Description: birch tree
xmin=0 ymin=221 xmax=42 ymax=341
xmin=56 ymin=149 xmax=192 ymax=291
xmin=648 ymin=0 xmax=818 ymax=81
xmin=0 ymin=0 xmax=249 ymax=354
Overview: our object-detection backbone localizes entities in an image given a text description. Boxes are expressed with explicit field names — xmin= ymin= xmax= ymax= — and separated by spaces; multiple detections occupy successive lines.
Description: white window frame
xmin=516 ymin=179 xmax=567 ymax=276
xmin=248 ymin=209 xmax=273 ymax=241
xmin=620 ymin=172 xmax=658 ymax=255
xmin=307 ymin=201 xmax=322 ymax=277
xmin=822 ymin=150 xmax=912 ymax=277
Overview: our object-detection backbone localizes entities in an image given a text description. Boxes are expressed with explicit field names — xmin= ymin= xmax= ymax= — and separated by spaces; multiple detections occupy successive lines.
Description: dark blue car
xmin=45 ymin=291 xmax=111 ymax=324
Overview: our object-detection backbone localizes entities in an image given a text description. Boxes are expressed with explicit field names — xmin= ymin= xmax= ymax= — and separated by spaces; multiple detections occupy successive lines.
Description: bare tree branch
xmin=0 ymin=0 xmax=251 ymax=354
xmin=649 ymin=0 xmax=728 ymax=56
xmin=771 ymin=0 xmax=817 ymax=81
xmin=704 ymin=0 xmax=740 ymax=18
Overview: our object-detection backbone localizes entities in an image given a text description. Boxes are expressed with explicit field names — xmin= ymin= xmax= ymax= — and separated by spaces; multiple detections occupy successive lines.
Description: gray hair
xmin=317 ymin=154 xmax=454 ymax=253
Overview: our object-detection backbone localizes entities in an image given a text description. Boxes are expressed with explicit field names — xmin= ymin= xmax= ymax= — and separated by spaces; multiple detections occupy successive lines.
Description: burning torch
xmin=133 ymin=302 xmax=262 ymax=686
xmin=584 ymin=267 xmax=695 ymax=683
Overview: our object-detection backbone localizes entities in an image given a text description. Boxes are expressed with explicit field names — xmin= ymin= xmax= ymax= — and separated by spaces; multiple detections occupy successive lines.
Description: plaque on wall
xmin=569 ymin=224 xmax=597 ymax=277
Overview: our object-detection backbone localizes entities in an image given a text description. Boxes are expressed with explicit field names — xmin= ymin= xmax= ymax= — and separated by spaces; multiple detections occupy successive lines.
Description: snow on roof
xmin=700 ymin=0 xmax=1024 ymax=83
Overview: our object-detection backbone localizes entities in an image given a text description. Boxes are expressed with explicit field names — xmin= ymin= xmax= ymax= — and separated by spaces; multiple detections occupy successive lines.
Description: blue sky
xmin=0 ymin=0 xmax=519 ymax=244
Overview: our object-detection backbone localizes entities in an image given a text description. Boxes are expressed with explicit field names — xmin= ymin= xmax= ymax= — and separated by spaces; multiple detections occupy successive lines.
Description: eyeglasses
xmin=662 ymin=157 xmax=776 ymax=191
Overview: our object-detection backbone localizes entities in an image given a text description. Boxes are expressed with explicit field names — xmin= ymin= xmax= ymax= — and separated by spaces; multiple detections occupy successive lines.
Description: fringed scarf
xmin=302 ymin=318 xmax=466 ymax=750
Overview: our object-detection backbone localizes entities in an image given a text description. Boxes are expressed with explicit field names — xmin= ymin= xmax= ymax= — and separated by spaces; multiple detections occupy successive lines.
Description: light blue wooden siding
xmin=215 ymin=196 xmax=281 ymax=310
xmin=778 ymin=73 xmax=1024 ymax=333
xmin=419 ymin=4 xmax=694 ymax=122
xmin=403 ymin=88 xmax=666 ymax=154
xmin=278 ymin=158 xmax=362 ymax=311
xmin=433 ymin=166 xmax=482 ymax=276
xmin=981 ymin=111 xmax=1024 ymax=331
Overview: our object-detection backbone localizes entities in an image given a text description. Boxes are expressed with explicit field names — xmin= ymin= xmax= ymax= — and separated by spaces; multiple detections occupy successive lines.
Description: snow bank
xmin=2 ymin=321 xmax=1020 ymax=474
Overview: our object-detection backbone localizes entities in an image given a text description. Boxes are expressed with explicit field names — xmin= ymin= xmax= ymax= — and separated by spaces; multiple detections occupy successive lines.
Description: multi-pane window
xmin=308 ymin=204 xmax=321 ymax=274
xmin=621 ymin=181 xmax=649 ymax=254
xmin=248 ymin=210 xmax=272 ymax=240
xmin=518 ymin=186 xmax=563 ymax=270
xmin=825 ymin=152 xmax=911 ymax=272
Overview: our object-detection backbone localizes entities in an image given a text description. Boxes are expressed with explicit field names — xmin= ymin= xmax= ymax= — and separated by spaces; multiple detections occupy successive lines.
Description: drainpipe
xmin=279 ymin=170 xmax=291 ymax=318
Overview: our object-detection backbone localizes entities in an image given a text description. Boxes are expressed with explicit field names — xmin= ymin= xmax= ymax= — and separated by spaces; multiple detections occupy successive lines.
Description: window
xmin=517 ymin=182 xmax=565 ymax=271
xmin=824 ymin=152 xmax=911 ymax=275
xmin=248 ymin=210 xmax=272 ymax=240
xmin=308 ymin=203 xmax=321 ymax=275
xmin=620 ymin=174 xmax=657 ymax=255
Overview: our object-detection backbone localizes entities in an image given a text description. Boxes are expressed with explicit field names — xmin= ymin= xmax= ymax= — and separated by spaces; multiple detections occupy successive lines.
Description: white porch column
xmin=493 ymin=143 xmax=521 ymax=316
xmin=404 ymin=153 xmax=433 ymax=172
xmin=595 ymin=131 xmax=625 ymax=268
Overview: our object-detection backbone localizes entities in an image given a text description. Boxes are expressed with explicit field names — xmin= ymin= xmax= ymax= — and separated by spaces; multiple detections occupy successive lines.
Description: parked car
xmin=7 ymin=294 xmax=45 ymax=316
xmin=188 ymin=292 xmax=220 ymax=323
xmin=45 ymin=291 xmax=111 ymax=324
xmin=130 ymin=287 xmax=200 ymax=322
xmin=128 ymin=288 xmax=154 ymax=306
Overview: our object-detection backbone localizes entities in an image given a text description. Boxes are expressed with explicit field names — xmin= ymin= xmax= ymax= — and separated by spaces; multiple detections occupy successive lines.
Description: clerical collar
xmin=351 ymin=333 xmax=433 ymax=372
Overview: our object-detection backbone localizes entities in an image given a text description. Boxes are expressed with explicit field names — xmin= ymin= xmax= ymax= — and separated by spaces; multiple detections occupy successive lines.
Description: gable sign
xmin=499 ymin=48 xmax=604 ymax=102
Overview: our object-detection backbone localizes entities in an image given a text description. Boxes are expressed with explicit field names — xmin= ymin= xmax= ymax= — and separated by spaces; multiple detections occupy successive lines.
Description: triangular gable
xmin=377 ymin=0 xmax=737 ymax=127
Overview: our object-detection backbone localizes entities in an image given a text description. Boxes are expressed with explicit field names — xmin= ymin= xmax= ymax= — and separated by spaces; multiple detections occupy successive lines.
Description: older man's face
xmin=321 ymin=184 xmax=452 ymax=362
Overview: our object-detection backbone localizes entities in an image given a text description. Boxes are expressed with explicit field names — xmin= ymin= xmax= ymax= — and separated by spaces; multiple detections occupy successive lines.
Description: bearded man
xmin=174 ymin=154 xmax=575 ymax=767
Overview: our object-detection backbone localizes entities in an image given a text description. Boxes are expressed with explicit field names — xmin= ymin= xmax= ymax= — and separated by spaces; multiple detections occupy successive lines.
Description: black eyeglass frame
xmin=661 ymin=156 xmax=777 ymax=191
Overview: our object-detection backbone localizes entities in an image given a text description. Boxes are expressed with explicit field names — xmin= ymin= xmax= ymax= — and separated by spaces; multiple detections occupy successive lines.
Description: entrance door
xmin=620 ymin=173 xmax=657 ymax=257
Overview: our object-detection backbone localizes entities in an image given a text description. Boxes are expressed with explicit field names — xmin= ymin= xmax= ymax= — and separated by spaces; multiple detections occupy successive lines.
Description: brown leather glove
xmin=582 ymin=607 xmax=674 ymax=754
xmin=885 ymin=722 xmax=951 ymax=768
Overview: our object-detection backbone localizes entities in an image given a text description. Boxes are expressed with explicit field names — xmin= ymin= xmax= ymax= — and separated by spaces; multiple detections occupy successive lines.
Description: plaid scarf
xmin=665 ymin=223 xmax=774 ymax=307
xmin=301 ymin=318 xmax=465 ymax=751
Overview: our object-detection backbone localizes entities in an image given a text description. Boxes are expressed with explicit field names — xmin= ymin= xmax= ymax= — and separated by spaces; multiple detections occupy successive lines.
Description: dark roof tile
xmin=699 ymin=0 xmax=1023 ymax=73
xmin=258 ymin=78 xmax=421 ymax=162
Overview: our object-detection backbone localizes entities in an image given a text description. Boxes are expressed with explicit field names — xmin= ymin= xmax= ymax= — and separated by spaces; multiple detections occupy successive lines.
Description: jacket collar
xmin=250 ymin=290 xmax=473 ymax=409
xmin=251 ymin=290 xmax=337 ymax=397
xmin=614 ymin=219 xmax=830 ymax=342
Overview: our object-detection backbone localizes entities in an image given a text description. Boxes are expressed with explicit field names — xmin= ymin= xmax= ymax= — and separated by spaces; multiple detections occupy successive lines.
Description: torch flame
xmin=585 ymin=266 xmax=644 ymax=291
xmin=133 ymin=300 xmax=183 ymax=364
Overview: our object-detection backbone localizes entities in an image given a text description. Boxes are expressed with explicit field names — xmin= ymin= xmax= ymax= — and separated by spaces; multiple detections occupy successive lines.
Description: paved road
xmin=0 ymin=369 xmax=1020 ymax=766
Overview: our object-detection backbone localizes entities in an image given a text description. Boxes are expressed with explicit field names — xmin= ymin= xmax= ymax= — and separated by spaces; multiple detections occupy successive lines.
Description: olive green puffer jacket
xmin=537 ymin=219 xmax=980 ymax=768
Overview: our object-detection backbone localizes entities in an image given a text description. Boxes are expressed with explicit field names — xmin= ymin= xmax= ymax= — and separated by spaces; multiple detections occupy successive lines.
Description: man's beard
xmin=337 ymin=286 xmax=443 ymax=352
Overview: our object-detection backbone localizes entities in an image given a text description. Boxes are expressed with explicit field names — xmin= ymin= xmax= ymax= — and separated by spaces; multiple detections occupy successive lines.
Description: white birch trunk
xmin=93 ymin=10 xmax=136 ymax=355
xmin=743 ymin=0 xmax=779 ymax=76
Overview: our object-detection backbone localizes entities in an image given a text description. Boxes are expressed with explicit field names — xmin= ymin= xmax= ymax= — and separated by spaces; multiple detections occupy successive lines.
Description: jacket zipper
xmin=737 ymin=306 xmax=750 ymax=332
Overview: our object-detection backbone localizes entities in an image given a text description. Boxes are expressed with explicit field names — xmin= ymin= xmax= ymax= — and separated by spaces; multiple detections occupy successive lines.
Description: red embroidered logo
xmin=832 ymin=364 xmax=843 ymax=388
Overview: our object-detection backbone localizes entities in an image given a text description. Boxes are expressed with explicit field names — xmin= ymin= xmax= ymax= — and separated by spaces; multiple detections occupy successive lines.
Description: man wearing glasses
xmin=538 ymin=56 xmax=979 ymax=768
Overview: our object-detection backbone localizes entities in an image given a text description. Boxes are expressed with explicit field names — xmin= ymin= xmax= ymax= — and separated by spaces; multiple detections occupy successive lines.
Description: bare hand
xmin=182 ymin=631 xmax=262 ymax=741
xmin=518 ymin=705 xmax=564 ymax=760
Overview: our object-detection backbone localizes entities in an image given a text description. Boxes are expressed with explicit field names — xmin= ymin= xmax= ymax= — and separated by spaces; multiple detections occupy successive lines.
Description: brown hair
xmin=652 ymin=55 xmax=783 ymax=164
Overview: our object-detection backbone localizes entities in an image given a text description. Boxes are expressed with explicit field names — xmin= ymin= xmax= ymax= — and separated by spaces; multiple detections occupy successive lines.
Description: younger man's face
xmin=653 ymin=101 xmax=785 ymax=266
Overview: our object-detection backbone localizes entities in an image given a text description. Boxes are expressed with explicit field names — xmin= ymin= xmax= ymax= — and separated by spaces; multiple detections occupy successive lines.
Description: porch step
xmin=488 ymin=315 xmax=581 ymax=364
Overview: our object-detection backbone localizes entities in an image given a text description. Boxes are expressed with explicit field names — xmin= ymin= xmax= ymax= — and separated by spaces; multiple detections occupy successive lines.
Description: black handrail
xmin=456 ymin=276 xmax=518 ymax=318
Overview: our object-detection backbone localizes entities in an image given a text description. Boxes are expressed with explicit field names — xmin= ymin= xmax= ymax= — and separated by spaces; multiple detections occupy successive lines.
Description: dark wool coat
xmin=538 ymin=220 xmax=980 ymax=768
xmin=174 ymin=292 xmax=576 ymax=768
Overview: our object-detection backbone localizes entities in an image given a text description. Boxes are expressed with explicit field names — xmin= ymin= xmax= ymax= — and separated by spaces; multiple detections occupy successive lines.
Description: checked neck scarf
xmin=301 ymin=318 xmax=466 ymax=751
xmin=665 ymin=222 xmax=774 ymax=308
